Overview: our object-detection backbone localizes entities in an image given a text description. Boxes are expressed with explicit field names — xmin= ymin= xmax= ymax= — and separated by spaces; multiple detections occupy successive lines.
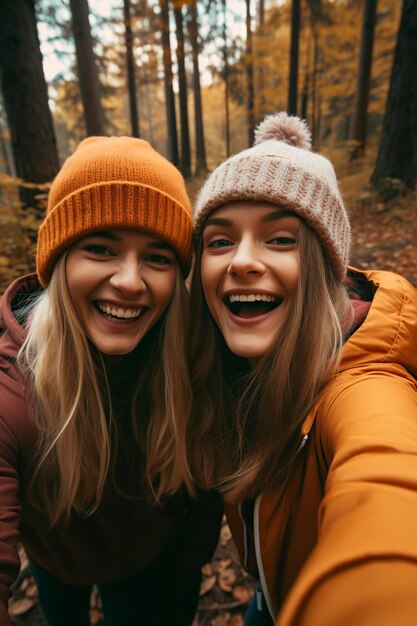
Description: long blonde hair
xmin=18 ymin=253 xmax=193 ymax=526
xmin=188 ymin=221 xmax=352 ymax=502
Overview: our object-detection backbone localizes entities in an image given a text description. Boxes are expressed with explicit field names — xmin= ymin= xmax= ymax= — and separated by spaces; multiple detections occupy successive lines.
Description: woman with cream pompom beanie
xmin=189 ymin=112 xmax=417 ymax=625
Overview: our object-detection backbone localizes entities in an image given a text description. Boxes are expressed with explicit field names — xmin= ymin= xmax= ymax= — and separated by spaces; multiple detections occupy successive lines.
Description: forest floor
xmin=1 ymin=150 xmax=417 ymax=625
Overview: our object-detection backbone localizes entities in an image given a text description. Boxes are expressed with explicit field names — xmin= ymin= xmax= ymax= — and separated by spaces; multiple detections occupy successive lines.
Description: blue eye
xmin=145 ymin=254 xmax=173 ymax=265
xmin=208 ymin=239 xmax=232 ymax=248
xmin=269 ymin=236 xmax=297 ymax=246
xmin=84 ymin=244 xmax=113 ymax=256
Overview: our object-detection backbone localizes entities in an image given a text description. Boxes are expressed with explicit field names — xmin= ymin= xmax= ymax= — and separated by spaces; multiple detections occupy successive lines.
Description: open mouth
xmin=224 ymin=294 xmax=282 ymax=319
xmin=94 ymin=302 xmax=146 ymax=324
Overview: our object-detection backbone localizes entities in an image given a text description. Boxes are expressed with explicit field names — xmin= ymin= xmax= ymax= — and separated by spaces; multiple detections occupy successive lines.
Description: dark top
xmin=0 ymin=274 xmax=222 ymax=626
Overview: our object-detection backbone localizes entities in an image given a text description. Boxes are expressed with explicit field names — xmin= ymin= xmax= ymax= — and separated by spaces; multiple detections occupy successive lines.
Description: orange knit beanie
xmin=36 ymin=136 xmax=193 ymax=286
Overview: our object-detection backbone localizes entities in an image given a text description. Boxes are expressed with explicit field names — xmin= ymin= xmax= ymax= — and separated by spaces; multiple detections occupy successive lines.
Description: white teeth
xmin=97 ymin=302 xmax=141 ymax=319
xmin=228 ymin=294 xmax=277 ymax=303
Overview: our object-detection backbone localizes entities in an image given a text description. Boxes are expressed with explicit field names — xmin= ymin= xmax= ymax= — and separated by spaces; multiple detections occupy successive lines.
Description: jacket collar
xmin=0 ymin=273 xmax=42 ymax=355
xmin=298 ymin=266 xmax=417 ymax=440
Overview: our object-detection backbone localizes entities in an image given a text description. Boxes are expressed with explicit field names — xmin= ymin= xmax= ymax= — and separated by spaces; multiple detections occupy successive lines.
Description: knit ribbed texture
xmin=37 ymin=136 xmax=192 ymax=285
xmin=194 ymin=113 xmax=350 ymax=280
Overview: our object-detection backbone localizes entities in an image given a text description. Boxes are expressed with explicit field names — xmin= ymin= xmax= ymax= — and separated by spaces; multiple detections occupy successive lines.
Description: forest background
xmin=0 ymin=0 xmax=417 ymax=624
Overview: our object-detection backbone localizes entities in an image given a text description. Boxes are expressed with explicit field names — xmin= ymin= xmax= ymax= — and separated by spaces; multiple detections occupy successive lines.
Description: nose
xmin=227 ymin=239 xmax=265 ymax=277
xmin=109 ymin=259 xmax=145 ymax=295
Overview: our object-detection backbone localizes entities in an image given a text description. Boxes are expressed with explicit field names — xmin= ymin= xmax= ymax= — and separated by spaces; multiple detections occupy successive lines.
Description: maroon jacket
xmin=0 ymin=274 xmax=222 ymax=626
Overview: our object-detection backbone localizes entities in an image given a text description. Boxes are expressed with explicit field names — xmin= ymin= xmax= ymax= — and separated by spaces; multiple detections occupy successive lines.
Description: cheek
xmin=200 ymin=258 xmax=218 ymax=310
xmin=282 ymin=254 xmax=300 ymax=292
xmin=155 ymin=271 xmax=177 ymax=309
xmin=65 ymin=254 xmax=84 ymax=299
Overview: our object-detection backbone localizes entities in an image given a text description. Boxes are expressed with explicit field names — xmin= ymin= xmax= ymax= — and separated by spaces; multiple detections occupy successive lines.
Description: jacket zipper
xmin=239 ymin=501 xmax=267 ymax=612
xmin=252 ymin=432 xmax=310 ymax=620
xmin=238 ymin=501 xmax=249 ymax=570
xmin=254 ymin=494 xmax=275 ymax=620
xmin=237 ymin=429 xmax=312 ymax=619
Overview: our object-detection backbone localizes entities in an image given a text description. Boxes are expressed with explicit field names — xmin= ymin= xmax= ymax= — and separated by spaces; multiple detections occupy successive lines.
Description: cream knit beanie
xmin=194 ymin=112 xmax=350 ymax=280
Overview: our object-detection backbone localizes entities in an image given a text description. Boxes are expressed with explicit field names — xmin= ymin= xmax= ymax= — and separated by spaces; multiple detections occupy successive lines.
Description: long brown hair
xmin=188 ymin=220 xmax=352 ymax=502
xmin=18 ymin=254 xmax=193 ymax=526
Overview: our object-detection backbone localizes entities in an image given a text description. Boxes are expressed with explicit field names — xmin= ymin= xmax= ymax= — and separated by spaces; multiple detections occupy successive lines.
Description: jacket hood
xmin=341 ymin=268 xmax=417 ymax=378
xmin=0 ymin=273 xmax=42 ymax=359
xmin=299 ymin=267 xmax=417 ymax=441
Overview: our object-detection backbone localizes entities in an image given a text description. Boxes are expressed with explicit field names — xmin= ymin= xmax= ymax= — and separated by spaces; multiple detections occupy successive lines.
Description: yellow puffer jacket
xmin=226 ymin=268 xmax=417 ymax=626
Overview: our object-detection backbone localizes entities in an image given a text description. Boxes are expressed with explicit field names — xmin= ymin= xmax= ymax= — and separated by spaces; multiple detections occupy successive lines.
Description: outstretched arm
xmin=278 ymin=372 xmax=417 ymax=626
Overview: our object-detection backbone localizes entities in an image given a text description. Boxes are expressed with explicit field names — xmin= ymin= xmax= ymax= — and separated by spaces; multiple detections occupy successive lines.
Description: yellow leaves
xmin=233 ymin=585 xmax=252 ymax=604
xmin=218 ymin=568 xmax=236 ymax=593
xmin=0 ymin=196 xmax=40 ymax=294
xmin=247 ymin=0 xmax=400 ymax=144
xmin=0 ymin=173 xmax=51 ymax=190
xmin=200 ymin=574 xmax=217 ymax=596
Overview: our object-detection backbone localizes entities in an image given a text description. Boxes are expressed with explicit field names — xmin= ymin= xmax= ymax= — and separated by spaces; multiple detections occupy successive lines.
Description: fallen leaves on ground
xmin=348 ymin=193 xmax=417 ymax=286
xmin=195 ymin=518 xmax=254 ymax=625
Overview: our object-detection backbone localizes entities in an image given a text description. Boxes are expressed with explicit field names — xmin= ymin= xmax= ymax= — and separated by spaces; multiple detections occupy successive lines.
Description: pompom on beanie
xmin=194 ymin=112 xmax=350 ymax=280
xmin=37 ymin=136 xmax=193 ymax=286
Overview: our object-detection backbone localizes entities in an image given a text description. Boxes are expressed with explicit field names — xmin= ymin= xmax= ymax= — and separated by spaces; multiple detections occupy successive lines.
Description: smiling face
xmin=200 ymin=202 xmax=300 ymax=360
xmin=65 ymin=230 xmax=177 ymax=356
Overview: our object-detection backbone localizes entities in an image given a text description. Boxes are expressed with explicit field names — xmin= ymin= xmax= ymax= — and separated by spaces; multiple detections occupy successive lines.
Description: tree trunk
xmin=311 ymin=28 xmax=320 ymax=147
xmin=0 ymin=107 xmax=12 ymax=176
xmin=124 ymin=0 xmax=140 ymax=138
xmin=371 ymin=0 xmax=417 ymax=191
xmin=315 ymin=89 xmax=322 ymax=150
xmin=69 ymin=0 xmax=104 ymax=136
xmin=0 ymin=131 xmax=12 ymax=176
xmin=288 ymin=0 xmax=301 ymax=115
xmin=143 ymin=61 xmax=155 ymax=145
xmin=300 ymin=36 xmax=310 ymax=122
xmin=348 ymin=0 xmax=378 ymax=159
xmin=0 ymin=0 xmax=59 ymax=209
xmin=145 ymin=80 xmax=154 ymax=145
xmin=256 ymin=0 xmax=266 ymax=119
xmin=173 ymin=0 xmax=191 ymax=177
xmin=188 ymin=0 xmax=207 ymax=174
xmin=160 ymin=0 xmax=179 ymax=165
xmin=246 ymin=0 xmax=255 ymax=145
xmin=222 ymin=0 xmax=231 ymax=157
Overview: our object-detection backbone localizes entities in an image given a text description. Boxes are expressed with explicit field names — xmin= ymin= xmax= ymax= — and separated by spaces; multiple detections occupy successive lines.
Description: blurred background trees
xmin=371 ymin=0 xmax=417 ymax=193
xmin=0 ymin=0 xmax=59 ymax=209
xmin=0 ymin=0 xmax=416 ymax=197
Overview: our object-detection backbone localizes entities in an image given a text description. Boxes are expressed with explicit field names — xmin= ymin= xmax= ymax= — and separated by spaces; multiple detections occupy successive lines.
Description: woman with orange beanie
xmin=188 ymin=112 xmax=417 ymax=625
xmin=0 ymin=137 xmax=221 ymax=626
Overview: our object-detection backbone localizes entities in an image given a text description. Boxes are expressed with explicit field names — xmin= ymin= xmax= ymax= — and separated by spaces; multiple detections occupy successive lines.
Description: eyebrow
xmin=261 ymin=209 xmax=295 ymax=222
xmin=203 ymin=217 xmax=232 ymax=227
xmin=145 ymin=241 xmax=174 ymax=251
xmin=80 ymin=231 xmax=174 ymax=251
xmin=203 ymin=209 xmax=295 ymax=229
xmin=81 ymin=231 xmax=121 ymax=241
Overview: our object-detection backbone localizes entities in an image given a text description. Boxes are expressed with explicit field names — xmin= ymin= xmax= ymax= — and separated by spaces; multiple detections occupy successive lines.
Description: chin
xmin=226 ymin=342 xmax=267 ymax=360
xmin=96 ymin=343 xmax=136 ymax=356
xmin=102 ymin=350 xmax=131 ymax=356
